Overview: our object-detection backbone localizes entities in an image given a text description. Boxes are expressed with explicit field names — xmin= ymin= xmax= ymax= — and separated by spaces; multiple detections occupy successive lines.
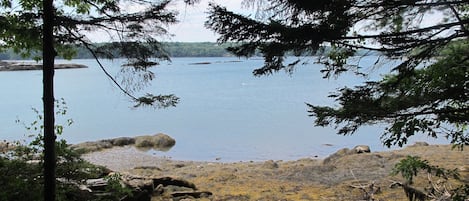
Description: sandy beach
xmin=82 ymin=144 xmax=469 ymax=200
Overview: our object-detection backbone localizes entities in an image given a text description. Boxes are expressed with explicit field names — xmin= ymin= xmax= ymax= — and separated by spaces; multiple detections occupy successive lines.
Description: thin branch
xmin=82 ymin=42 xmax=139 ymax=101
xmin=340 ymin=19 xmax=469 ymax=40
xmin=448 ymin=4 xmax=469 ymax=34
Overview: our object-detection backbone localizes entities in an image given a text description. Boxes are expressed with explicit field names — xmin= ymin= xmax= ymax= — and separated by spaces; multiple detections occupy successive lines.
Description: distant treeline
xmin=0 ymin=42 xmax=379 ymax=60
xmin=0 ymin=42 xmax=236 ymax=60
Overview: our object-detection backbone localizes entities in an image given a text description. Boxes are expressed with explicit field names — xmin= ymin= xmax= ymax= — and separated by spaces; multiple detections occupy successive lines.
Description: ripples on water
xmin=0 ymin=57 xmax=445 ymax=161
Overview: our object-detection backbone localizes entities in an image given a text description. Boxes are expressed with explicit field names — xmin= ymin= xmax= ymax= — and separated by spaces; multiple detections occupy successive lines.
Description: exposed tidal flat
xmin=81 ymin=142 xmax=469 ymax=200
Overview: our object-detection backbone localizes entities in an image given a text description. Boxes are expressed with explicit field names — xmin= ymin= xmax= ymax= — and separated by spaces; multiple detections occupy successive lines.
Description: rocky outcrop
xmin=0 ymin=61 xmax=87 ymax=71
xmin=323 ymin=145 xmax=371 ymax=165
xmin=71 ymin=133 xmax=175 ymax=153
xmin=134 ymin=133 xmax=176 ymax=151
xmin=76 ymin=174 xmax=212 ymax=201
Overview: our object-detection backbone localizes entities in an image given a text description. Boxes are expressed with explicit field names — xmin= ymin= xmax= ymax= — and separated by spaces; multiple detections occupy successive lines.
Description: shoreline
xmin=81 ymin=143 xmax=468 ymax=200
xmin=0 ymin=61 xmax=87 ymax=71
xmin=81 ymin=142 xmax=467 ymax=171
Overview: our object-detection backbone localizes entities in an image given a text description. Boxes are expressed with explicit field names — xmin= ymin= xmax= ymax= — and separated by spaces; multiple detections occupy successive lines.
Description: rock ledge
xmin=0 ymin=61 xmax=87 ymax=71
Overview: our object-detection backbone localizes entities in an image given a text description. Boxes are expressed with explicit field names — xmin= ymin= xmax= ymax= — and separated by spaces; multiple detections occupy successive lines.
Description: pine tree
xmin=206 ymin=0 xmax=469 ymax=148
xmin=1 ymin=0 xmax=198 ymax=199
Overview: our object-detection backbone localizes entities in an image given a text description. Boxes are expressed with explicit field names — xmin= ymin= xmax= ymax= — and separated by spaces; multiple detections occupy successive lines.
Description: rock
xmin=123 ymin=176 xmax=210 ymax=200
xmin=262 ymin=160 xmax=279 ymax=169
xmin=154 ymin=184 xmax=165 ymax=195
xmin=85 ymin=178 xmax=109 ymax=191
xmin=71 ymin=134 xmax=176 ymax=153
xmin=124 ymin=178 xmax=154 ymax=192
xmin=170 ymin=191 xmax=213 ymax=199
xmin=353 ymin=145 xmax=371 ymax=154
xmin=71 ymin=140 xmax=113 ymax=153
xmin=152 ymin=177 xmax=197 ymax=190
xmin=188 ymin=62 xmax=211 ymax=65
xmin=0 ymin=62 xmax=87 ymax=71
xmin=409 ymin=142 xmax=429 ymax=147
xmin=111 ymin=137 xmax=135 ymax=146
xmin=323 ymin=146 xmax=371 ymax=165
xmin=134 ymin=133 xmax=176 ymax=151
xmin=323 ymin=148 xmax=351 ymax=164
xmin=0 ymin=61 xmax=87 ymax=71
xmin=458 ymin=165 xmax=469 ymax=172
xmin=134 ymin=166 xmax=162 ymax=171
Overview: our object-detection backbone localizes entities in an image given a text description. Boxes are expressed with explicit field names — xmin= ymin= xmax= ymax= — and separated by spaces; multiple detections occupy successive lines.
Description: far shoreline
xmin=0 ymin=61 xmax=88 ymax=71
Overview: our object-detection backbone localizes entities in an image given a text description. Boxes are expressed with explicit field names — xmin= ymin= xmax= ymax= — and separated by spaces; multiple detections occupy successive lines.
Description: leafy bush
xmin=392 ymin=156 xmax=467 ymax=201
xmin=0 ymin=100 xmax=132 ymax=201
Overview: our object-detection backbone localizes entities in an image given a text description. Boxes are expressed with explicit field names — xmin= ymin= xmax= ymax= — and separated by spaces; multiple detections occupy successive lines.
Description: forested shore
xmin=0 ymin=42 xmax=379 ymax=60
xmin=0 ymin=42 xmax=235 ymax=60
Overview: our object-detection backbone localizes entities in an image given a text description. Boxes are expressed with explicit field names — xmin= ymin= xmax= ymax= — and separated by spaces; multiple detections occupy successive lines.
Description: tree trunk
xmin=43 ymin=0 xmax=56 ymax=199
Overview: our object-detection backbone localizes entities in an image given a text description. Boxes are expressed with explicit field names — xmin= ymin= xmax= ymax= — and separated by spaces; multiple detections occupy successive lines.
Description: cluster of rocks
xmin=0 ymin=61 xmax=87 ymax=71
xmin=71 ymin=174 xmax=211 ymax=201
xmin=323 ymin=145 xmax=371 ymax=164
xmin=71 ymin=133 xmax=176 ymax=153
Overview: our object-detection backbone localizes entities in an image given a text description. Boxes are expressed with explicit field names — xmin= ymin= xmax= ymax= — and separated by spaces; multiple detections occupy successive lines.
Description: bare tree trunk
xmin=43 ymin=0 xmax=56 ymax=199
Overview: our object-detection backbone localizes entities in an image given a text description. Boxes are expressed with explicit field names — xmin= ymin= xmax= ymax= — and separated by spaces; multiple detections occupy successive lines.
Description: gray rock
xmin=353 ymin=145 xmax=371 ymax=154
xmin=323 ymin=148 xmax=351 ymax=165
xmin=0 ymin=62 xmax=87 ymax=71
xmin=134 ymin=133 xmax=176 ymax=151
xmin=111 ymin=137 xmax=135 ymax=146
xmin=71 ymin=133 xmax=175 ymax=153
xmin=409 ymin=142 xmax=429 ymax=147
xmin=262 ymin=160 xmax=279 ymax=169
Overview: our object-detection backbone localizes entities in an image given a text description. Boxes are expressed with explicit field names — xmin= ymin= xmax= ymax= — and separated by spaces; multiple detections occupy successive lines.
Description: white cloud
xmin=84 ymin=0 xmax=250 ymax=42
xmin=167 ymin=0 xmax=250 ymax=42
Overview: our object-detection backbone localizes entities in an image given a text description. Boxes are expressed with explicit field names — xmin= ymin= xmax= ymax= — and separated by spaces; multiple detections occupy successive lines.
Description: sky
xmin=166 ymin=0 xmax=248 ymax=42
xmin=86 ymin=0 xmax=249 ymax=42
xmin=91 ymin=0 xmax=444 ymax=43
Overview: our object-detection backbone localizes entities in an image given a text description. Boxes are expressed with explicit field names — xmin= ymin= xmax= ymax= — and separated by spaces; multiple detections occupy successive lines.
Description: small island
xmin=0 ymin=61 xmax=87 ymax=71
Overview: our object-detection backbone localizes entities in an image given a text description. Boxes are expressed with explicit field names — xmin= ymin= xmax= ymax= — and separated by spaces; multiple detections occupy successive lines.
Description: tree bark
xmin=43 ymin=0 xmax=56 ymax=199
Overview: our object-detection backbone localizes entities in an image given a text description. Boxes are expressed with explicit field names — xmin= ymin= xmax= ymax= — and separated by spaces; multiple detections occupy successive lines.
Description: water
xmin=0 ymin=57 xmax=443 ymax=161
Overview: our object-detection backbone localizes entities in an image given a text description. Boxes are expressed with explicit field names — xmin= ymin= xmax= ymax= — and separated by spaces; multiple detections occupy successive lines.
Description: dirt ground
xmin=82 ymin=144 xmax=469 ymax=200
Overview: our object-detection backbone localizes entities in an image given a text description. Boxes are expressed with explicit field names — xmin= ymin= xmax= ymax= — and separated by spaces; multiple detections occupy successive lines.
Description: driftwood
xmin=390 ymin=181 xmax=427 ymax=201
xmin=348 ymin=170 xmax=381 ymax=201
xmin=349 ymin=182 xmax=381 ymax=201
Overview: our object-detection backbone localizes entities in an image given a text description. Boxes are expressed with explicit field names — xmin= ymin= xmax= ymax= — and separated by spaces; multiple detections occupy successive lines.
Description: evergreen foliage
xmin=0 ymin=102 xmax=129 ymax=201
xmin=0 ymin=0 xmax=186 ymax=107
xmin=206 ymin=0 xmax=469 ymax=147
xmin=1 ymin=0 xmax=193 ymax=199
xmin=0 ymin=42 xmax=236 ymax=59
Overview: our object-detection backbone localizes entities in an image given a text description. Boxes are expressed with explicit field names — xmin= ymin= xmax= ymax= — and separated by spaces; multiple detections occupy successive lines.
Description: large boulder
xmin=134 ymin=133 xmax=176 ymax=151
xmin=353 ymin=145 xmax=371 ymax=154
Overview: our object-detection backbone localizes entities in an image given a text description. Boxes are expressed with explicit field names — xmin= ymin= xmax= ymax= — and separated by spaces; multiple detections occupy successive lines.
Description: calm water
xmin=0 ymin=57 xmax=442 ymax=161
